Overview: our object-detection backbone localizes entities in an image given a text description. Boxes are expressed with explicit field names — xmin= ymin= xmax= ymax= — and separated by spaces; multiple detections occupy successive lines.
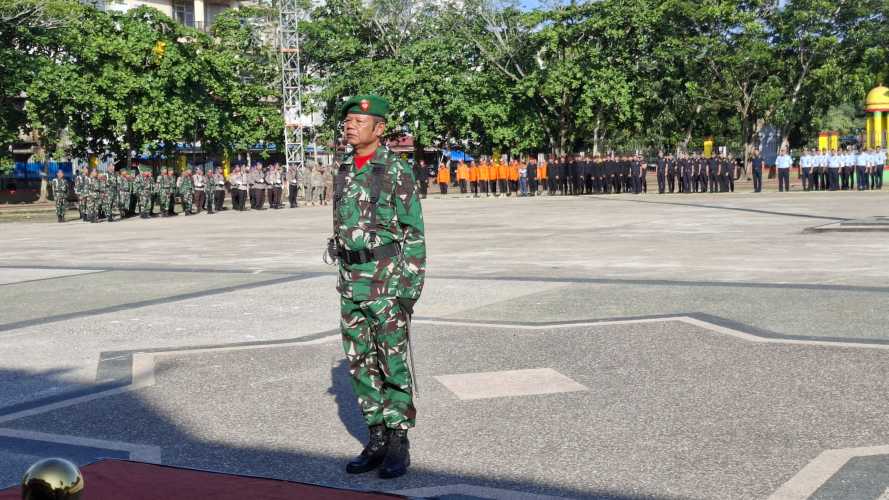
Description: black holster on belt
xmin=338 ymin=242 xmax=401 ymax=265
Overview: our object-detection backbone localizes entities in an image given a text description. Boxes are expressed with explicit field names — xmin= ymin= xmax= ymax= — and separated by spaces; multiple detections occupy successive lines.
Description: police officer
xmin=751 ymin=149 xmax=763 ymax=193
xmin=332 ymin=95 xmax=426 ymax=479
xmin=776 ymin=148 xmax=792 ymax=192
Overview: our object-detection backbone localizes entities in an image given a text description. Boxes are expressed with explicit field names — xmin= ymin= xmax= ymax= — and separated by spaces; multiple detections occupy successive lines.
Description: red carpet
xmin=1 ymin=459 xmax=406 ymax=500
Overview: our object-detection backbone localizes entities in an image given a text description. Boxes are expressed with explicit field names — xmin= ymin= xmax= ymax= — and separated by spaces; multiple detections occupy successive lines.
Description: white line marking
xmin=0 ymin=428 xmax=162 ymax=463
xmin=416 ymin=318 xmax=889 ymax=350
xmin=768 ymin=445 xmax=889 ymax=500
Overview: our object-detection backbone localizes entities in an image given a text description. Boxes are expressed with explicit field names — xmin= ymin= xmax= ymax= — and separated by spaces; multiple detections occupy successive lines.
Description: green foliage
xmin=4 ymin=0 xmax=888 ymax=164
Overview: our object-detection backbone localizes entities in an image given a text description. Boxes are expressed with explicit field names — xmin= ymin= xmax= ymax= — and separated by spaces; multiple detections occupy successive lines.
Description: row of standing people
xmin=54 ymin=162 xmax=335 ymax=223
xmin=423 ymin=154 xmax=742 ymax=198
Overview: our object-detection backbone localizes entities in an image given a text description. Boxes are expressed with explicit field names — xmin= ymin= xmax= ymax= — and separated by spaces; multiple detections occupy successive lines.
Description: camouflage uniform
xmin=336 ymin=145 xmax=427 ymax=431
xmin=74 ymin=171 xmax=89 ymax=220
xmin=95 ymin=174 xmax=111 ymax=220
xmin=106 ymin=170 xmax=120 ymax=217
xmin=137 ymin=173 xmax=153 ymax=217
xmin=177 ymin=173 xmax=194 ymax=214
xmin=118 ymin=173 xmax=132 ymax=218
xmin=50 ymin=175 xmax=68 ymax=221
xmin=158 ymin=172 xmax=175 ymax=216
xmin=205 ymin=173 xmax=217 ymax=213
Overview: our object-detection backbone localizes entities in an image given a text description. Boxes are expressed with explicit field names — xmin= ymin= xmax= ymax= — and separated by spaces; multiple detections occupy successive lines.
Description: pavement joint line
xmin=0 ymin=269 xmax=108 ymax=287
xmin=0 ymin=273 xmax=318 ymax=334
xmin=587 ymin=195 xmax=851 ymax=221
xmin=392 ymin=483 xmax=569 ymax=499
xmin=767 ymin=445 xmax=889 ymax=500
xmin=0 ymin=428 xmax=162 ymax=464
xmin=0 ymin=330 xmax=342 ymax=423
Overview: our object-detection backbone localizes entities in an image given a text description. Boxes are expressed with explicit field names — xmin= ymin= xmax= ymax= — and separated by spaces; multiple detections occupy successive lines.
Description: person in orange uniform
xmin=468 ymin=160 xmax=480 ymax=197
xmin=479 ymin=160 xmax=490 ymax=197
xmin=497 ymin=160 xmax=509 ymax=197
xmin=509 ymin=160 xmax=520 ymax=196
xmin=456 ymin=161 xmax=469 ymax=194
xmin=538 ymin=159 xmax=548 ymax=195
xmin=437 ymin=162 xmax=450 ymax=196
xmin=488 ymin=159 xmax=499 ymax=196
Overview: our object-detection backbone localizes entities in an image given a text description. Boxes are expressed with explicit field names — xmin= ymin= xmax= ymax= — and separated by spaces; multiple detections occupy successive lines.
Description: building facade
xmin=86 ymin=0 xmax=244 ymax=31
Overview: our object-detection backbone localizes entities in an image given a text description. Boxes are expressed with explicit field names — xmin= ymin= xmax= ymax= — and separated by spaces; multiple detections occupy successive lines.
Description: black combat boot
xmin=346 ymin=425 xmax=389 ymax=474
xmin=57 ymin=215 xmax=63 ymax=223
xmin=378 ymin=429 xmax=410 ymax=479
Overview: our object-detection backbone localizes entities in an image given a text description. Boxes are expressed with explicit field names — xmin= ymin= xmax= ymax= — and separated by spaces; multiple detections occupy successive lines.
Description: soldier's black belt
xmin=338 ymin=243 xmax=400 ymax=265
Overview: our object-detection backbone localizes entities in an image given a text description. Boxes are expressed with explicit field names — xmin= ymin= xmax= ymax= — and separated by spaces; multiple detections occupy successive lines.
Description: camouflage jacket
xmin=74 ymin=174 xmax=88 ymax=196
xmin=335 ymin=145 xmax=426 ymax=302
xmin=91 ymin=178 xmax=108 ymax=196
xmin=107 ymin=173 xmax=119 ymax=193
xmin=50 ymin=178 xmax=68 ymax=199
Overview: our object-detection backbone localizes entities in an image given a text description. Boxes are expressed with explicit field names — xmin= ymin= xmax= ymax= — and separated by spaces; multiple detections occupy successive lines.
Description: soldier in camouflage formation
xmin=137 ymin=171 xmax=154 ymax=218
xmin=156 ymin=168 xmax=174 ymax=216
xmin=74 ymin=169 xmax=89 ymax=220
xmin=50 ymin=169 xmax=68 ymax=222
xmin=96 ymin=172 xmax=114 ymax=222
xmin=84 ymin=170 xmax=98 ymax=222
xmin=331 ymin=95 xmax=426 ymax=480
xmin=204 ymin=169 xmax=217 ymax=214
xmin=106 ymin=165 xmax=119 ymax=219
xmin=177 ymin=169 xmax=194 ymax=214
xmin=118 ymin=170 xmax=132 ymax=218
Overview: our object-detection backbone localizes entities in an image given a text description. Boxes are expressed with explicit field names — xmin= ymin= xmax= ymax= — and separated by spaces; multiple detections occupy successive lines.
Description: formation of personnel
xmin=55 ymin=162 xmax=334 ymax=223
xmin=432 ymin=155 xmax=657 ymax=198
xmin=793 ymin=148 xmax=886 ymax=192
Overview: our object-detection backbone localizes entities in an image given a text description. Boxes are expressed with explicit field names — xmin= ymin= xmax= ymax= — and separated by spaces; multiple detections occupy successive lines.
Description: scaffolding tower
xmin=279 ymin=0 xmax=305 ymax=174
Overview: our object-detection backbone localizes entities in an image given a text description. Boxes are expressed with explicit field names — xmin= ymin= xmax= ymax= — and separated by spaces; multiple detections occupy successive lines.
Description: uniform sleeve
xmin=393 ymin=161 xmax=426 ymax=301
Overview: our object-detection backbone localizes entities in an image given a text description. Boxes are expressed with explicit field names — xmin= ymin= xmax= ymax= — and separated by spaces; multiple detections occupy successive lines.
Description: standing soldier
xmin=86 ymin=170 xmax=99 ymax=222
xmin=177 ymin=168 xmax=195 ymax=215
xmin=527 ymin=157 xmax=538 ymax=196
xmin=138 ymin=171 xmax=154 ymax=218
xmin=50 ymin=169 xmax=68 ymax=223
xmin=159 ymin=168 xmax=175 ymax=216
xmin=94 ymin=171 xmax=112 ymax=222
xmin=118 ymin=170 xmax=132 ymax=218
xmin=331 ymin=95 xmax=426 ymax=479
xmin=286 ymin=164 xmax=300 ymax=208
xmin=204 ymin=168 xmax=217 ymax=214
xmin=74 ymin=169 xmax=89 ymax=221
xmin=106 ymin=165 xmax=120 ymax=219
xmin=213 ymin=166 xmax=226 ymax=211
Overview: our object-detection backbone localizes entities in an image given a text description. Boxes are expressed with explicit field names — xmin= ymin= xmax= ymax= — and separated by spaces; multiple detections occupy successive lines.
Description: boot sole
xmin=378 ymin=457 xmax=410 ymax=479
xmin=345 ymin=457 xmax=385 ymax=474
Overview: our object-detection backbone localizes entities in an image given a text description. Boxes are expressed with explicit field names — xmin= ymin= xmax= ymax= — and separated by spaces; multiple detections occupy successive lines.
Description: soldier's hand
xmin=397 ymin=297 xmax=416 ymax=316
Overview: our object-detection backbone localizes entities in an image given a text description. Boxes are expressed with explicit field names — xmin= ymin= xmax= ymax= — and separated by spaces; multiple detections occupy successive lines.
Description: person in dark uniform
xmin=666 ymin=154 xmax=675 ymax=193
xmin=708 ymin=155 xmax=719 ymax=193
xmin=751 ymin=149 xmax=763 ymax=193
xmin=527 ymin=158 xmax=538 ymax=196
xmin=630 ymin=155 xmax=641 ymax=194
xmin=413 ymin=159 xmax=429 ymax=199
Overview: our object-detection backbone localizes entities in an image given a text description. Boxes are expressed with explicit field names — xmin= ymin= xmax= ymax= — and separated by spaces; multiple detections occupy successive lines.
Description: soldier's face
xmin=344 ymin=114 xmax=384 ymax=147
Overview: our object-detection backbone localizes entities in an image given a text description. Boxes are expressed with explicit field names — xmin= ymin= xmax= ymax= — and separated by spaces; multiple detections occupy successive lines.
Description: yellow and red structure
xmin=865 ymin=84 xmax=889 ymax=149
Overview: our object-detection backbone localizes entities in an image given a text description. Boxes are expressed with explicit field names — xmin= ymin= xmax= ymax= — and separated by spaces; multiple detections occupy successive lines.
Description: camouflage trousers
xmin=139 ymin=193 xmax=152 ymax=214
xmin=180 ymin=192 xmax=193 ymax=213
xmin=159 ymin=191 xmax=172 ymax=213
xmin=340 ymin=296 xmax=415 ymax=430
xmin=99 ymin=194 xmax=111 ymax=218
xmin=55 ymin=197 xmax=66 ymax=218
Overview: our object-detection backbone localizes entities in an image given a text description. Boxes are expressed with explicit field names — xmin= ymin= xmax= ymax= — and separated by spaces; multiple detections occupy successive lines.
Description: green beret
xmin=340 ymin=94 xmax=389 ymax=120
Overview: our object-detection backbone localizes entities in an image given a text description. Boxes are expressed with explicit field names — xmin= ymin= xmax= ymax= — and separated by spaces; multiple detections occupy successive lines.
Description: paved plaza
xmin=1 ymin=190 xmax=889 ymax=499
